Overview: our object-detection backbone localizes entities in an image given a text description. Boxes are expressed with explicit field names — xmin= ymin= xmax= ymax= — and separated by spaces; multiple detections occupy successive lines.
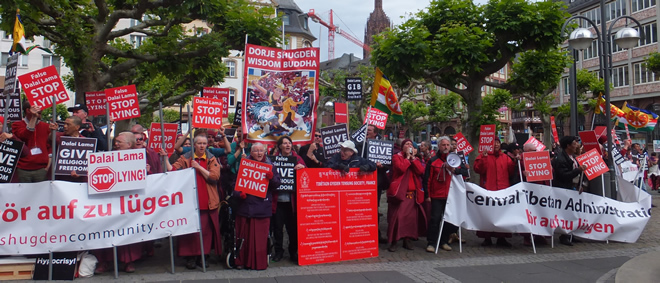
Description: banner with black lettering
xmin=0 ymin=139 xmax=23 ymax=183
xmin=269 ymin=155 xmax=296 ymax=191
xmin=366 ymin=139 xmax=393 ymax=165
xmin=242 ymin=44 xmax=319 ymax=145
xmin=444 ymin=175 xmax=651 ymax=243
xmin=55 ymin=137 xmax=97 ymax=176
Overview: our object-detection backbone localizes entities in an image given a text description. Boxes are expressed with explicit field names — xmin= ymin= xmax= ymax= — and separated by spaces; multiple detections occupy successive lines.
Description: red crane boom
xmin=307 ymin=9 xmax=371 ymax=60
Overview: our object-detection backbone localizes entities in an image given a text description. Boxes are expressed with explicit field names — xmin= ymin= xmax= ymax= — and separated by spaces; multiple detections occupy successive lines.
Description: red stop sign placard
xmin=90 ymin=166 xmax=117 ymax=192
xmin=576 ymin=148 xmax=609 ymax=181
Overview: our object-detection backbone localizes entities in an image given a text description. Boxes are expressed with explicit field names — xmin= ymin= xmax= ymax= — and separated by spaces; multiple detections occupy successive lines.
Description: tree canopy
xmin=371 ymin=0 xmax=568 ymax=146
xmin=1 ymin=0 xmax=280 ymax=116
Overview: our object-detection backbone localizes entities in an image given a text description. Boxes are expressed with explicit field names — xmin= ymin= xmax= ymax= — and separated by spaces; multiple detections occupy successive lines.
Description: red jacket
xmin=425 ymin=153 xmax=453 ymax=199
xmin=13 ymin=119 xmax=51 ymax=171
xmin=389 ymin=153 xmax=425 ymax=204
xmin=474 ymin=151 xmax=515 ymax=191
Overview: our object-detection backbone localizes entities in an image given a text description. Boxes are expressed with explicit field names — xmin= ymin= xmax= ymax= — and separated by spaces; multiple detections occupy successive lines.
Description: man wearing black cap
xmin=68 ymin=104 xmax=108 ymax=151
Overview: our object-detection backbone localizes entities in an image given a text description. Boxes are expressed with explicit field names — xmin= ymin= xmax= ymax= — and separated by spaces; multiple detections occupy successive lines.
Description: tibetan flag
xmin=12 ymin=9 xmax=26 ymax=54
xmin=370 ymin=68 xmax=404 ymax=123
xmin=621 ymin=102 xmax=658 ymax=131
xmin=594 ymin=94 xmax=626 ymax=124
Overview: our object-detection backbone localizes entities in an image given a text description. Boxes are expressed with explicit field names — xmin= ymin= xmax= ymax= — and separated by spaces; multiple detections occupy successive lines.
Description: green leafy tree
xmin=646 ymin=52 xmax=660 ymax=73
xmin=507 ymin=48 xmax=570 ymax=145
xmin=371 ymin=0 xmax=568 ymax=157
xmin=555 ymin=69 xmax=606 ymax=125
xmin=1 ymin=0 xmax=280 ymax=132
xmin=319 ymin=65 xmax=375 ymax=130
xmin=40 ymin=104 xmax=69 ymax=121
xmin=400 ymin=100 xmax=430 ymax=137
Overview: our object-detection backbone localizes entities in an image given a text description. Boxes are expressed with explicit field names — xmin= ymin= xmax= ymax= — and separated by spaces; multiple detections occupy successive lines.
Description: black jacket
xmin=326 ymin=152 xmax=377 ymax=172
xmin=551 ymin=149 xmax=582 ymax=190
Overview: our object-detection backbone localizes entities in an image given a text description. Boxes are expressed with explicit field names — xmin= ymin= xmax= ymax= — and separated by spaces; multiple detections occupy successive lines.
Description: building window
xmin=225 ymin=60 xmax=236 ymax=77
xmin=0 ymin=52 xmax=8 ymax=66
xmin=302 ymin=17 xmax=309 ymax=30
xmin=282 ymin=15 xmax=289 ymax=26
xmin=611 ymin=65 xmax=629 ymax=87
xmin=1 ymin=30 xmax=10 ymax=40
xmin=42 ymin=55 xmax=61 ymax=73
xmin=632 ymin=0 xmax=656 ymax=13
xmin=42 ymin=38 xmax=51 ymax=49
xmin=637 ymin=22 xmax=658 ymax=47
xmin=582 ymin=39 xmax=599 ymax=60
xmin=130 ymin=35 xmax=145 ymax=47
xmin=130 ymin=19 xmax=140 ymax=27
xmin=634 ymin=62 xmax=656 ymax=84
xmin=606 ymin=0 xmax=627 ymax=22
xmin=229 ymin=89 xmax=236 ymax=107
xmin=581 ymin=8 xmax=601 ymax=27
xmin=17 ymin=54 xmax=28 ymax=67
xmin=562 ymin=77 xmax=570 ymax=95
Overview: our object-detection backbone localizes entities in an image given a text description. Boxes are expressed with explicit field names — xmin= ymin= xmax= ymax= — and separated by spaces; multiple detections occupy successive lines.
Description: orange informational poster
xmin=235 ymin=159 xmax=272 ymax=198
xmin=522 ymin=151 xmax=552 ymax=182
xmin=576 ymin=148 xmax=609 ymax=180
xmin=296 ymin=168 xmax=378 ymax=265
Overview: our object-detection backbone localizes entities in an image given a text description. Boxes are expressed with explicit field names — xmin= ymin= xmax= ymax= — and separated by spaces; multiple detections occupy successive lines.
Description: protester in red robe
xmin=474 ymin=138 xmax=515 ymax=247
xmin=233 ymin=143 xmax=280 ymax=270
xmin=167 ymin=134 xmax=222 ymax=269
xmin=387 ymin=139 xmax=427 ymax=252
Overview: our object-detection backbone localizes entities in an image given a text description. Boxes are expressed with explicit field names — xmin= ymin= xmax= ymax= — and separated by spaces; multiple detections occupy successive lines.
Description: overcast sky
xmin=294 ymin=0 xmax=489 ymax=62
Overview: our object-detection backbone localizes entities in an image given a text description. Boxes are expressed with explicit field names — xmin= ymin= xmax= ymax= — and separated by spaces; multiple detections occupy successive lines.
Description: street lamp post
xmin=562 ymin=4 xmax=644 ymax=198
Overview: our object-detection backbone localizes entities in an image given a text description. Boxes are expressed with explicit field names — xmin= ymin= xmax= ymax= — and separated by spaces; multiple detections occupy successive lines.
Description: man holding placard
xmin=551 ymin=136 xmax=587 ymax=246
xmin=166 ymin=135 xmax=222 ymax=269
xmin=68 ymin=104 xmax=108 ymax=151
xmin=12 ymin=102 xmax=51 ymax=183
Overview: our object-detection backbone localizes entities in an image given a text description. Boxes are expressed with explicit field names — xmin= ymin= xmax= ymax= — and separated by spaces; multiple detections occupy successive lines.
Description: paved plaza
xmin=74 ymin=193 xmax=660 ymax=283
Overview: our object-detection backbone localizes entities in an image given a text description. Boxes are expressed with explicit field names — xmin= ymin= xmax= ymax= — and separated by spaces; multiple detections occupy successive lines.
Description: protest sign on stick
xmin=0 ymin=139 xmax=23 ymax=183
xmin=149 ymin=122 xmax=178 ymax=155
xmin=364 ymin=108 xmax=388 ymax=130
xmin=454 ymin=132 xmax=474 ymax=155
xmin=478 ymin=125 xmax=496 ymax=153
xmin=320 ymin=124 xmax=349 ymax=158
xmin=105 ymin=85 xmax=140 ymax=121
xmin=550 ymin=116 xmax=559 ymax=144
xmin=345 ymin=78 xmax=362 ymax=101
xmin=334 ymin=102 xmax=348 ymax=124
xmin=366 ymin=139 xmax=394 ymax=165
xmin=18 ymin=65 xmax=70 ymax=108
xmin=579 ymin=131 xmax=601 ymax=155
xmin=576 ymin=148 xmax=609 ymax=180
xmin=2 ymin=54 xmax=22 ymax=122
xmin=233 ymin=101 xmax=242 ymax=127
xmin=202 ymin=87 xmax=230 ymax=117
xmin=85 ymin=91 xmax=107 ymax=116
xmin=88 ymin=148 xmax=147 ymax=194
xmin=192 ymin=97 xmax=224 ymax=129
xmin=270 ymin=155 xmax=296 ymax=191
xmin=524 ymin=136 xmax=546 ymax=151
xmin=235 ymin=158 xmax=272 ymax=198
xmin=55 ymin=137 xmax=97 ymax=176
xmin=522 ymin=151 xmax=552 ymax=182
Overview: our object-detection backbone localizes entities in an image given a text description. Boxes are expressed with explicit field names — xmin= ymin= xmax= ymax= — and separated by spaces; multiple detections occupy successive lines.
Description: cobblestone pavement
xmin=74 ymin=193 xmax=660 ymax=283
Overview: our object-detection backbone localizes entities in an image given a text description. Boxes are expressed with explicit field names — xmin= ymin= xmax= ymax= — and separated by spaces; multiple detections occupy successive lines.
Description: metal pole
xmin=600 ymin=0 xmax=617 ymax=200
xmin=106 ymin=102 xmax=111 ymax=151
xmin=569 ymin=48 xmax=578 ymax=136
xmin=187 ymin=105 xmax=192 ymax=140
xmin=51 ymin=96 xmax=56 ymax=181
xmin=361 ymin=106 xmax=371 ymax=158
xmin=169 ymin=235 xmax=175 ymax=274
xmin=159 ymin=102 xmax=167 ymax=173
xmin=47 ymin=251 xmax=52 ymax=281
xmin=113 ymin=246 xmax=118 ymax=279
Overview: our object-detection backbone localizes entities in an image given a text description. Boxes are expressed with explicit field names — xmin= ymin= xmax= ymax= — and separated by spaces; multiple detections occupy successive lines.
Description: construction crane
xmin=307 ymin=9 xmax=371 ymax=60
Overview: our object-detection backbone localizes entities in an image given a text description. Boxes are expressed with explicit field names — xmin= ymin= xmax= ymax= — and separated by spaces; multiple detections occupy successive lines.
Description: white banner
xmin=0 ymin=169 xmax=200 ymax=255
xmin=619 ymin=161 xmax=639 ymax=182
xmin=444 ymin=175 xmax=652 ymax=243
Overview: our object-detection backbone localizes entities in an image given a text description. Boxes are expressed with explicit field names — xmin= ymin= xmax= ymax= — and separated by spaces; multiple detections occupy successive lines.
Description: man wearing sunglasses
xmin=133 ymin=131 xmax=163 ymax=175
xmin=299 ymin=130 xmax=326 ymax=168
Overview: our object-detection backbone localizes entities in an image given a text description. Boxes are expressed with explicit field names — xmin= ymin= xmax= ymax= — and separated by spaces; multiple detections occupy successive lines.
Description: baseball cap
xmin=67 ymin=104 xmax=88 ymax=113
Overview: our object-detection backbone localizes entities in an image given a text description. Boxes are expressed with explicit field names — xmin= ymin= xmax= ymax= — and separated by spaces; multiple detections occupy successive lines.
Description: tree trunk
xmin=463 ymin=83 xmax=485 ymax=185
xmin=540 ymin=113 xmax=552 ymax=148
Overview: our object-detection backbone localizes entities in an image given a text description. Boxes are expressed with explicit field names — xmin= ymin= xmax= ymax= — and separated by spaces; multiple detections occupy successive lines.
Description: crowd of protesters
xmin=4 ymin=102 xmax=652 ymax=273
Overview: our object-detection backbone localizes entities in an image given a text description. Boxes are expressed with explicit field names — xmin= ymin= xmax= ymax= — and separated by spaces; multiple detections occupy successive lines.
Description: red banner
xmin=242 ymin=44 xmax=319 ymax=145
xmin=364 ymin=108 xmax=388 ymax=129
xmin=579 ymin=130 xmax=601 ymax=155
xmin=576 ymin=148 xmax=609 ymax=180
xmin=148 ymin=123 xmax=178 ymax=156
xmin=524 ymin=136 xmax=546 ymax=151
xmin=550 ymin=116 xmax=559 ymax=144
xmin=594 ymin=126 xmax=607 ymax=138
xmin=235 ymin=159 xmax=272 ymax=198
xmin=297 ymin=168 xmax=378 ymax=265
xmin=192 ymin=97 xmax=224 ymax=129
xmin=105 ymin=85 xmax=140 ymax=121
xmin=334 ymin=102 xmax=348 ymax=124
xmin=523 ymin=151 xmax=552 ymax=182
xmin=85 ymin=91 xmax=107 ymax=116
xmin=18 ymin=65 xmax=70 ymax=108
xmin=454 ymin=132 xmax=474 ymax=155
xmin=202 ymin=87 xmax=229 ymax=118
xmin=478 ymin=124 xmax=496 ymax=153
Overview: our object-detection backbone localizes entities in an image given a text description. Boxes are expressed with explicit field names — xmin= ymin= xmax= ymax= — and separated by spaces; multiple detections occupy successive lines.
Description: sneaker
xmin=426 ymin=245 xmax=435 ymax=253
xmin=441 ymin=244 xmax=452 ymax=251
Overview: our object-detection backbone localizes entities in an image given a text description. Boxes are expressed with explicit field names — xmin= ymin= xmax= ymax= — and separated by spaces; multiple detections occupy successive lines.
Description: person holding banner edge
xmin=387 ymin=139 xmax=427 ymax=252
xmin=13 ymin=102 xmax=51 ymax=183
xmin=271 ymin=136 xmax=305 ymax=263
xmin=166 ymin=134 xmax=222 ymax=269
xmin=552 ymin=136 xmax=588 ymax=246
xmin=474 ymin=138 xmax=516 ymax=247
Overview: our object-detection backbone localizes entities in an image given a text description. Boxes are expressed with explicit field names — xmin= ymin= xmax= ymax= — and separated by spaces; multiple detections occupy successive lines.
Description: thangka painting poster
xmin=242 ymin=44 xmax=319 ymax=145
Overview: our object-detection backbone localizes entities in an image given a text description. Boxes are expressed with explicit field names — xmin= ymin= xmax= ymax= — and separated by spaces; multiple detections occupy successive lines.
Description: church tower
xmin=363 ymin=0 xmax=391 ymax=59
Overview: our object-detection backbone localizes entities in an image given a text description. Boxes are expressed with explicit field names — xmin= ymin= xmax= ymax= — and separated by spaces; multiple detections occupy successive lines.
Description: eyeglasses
xmin=315 ymin=135 xmax=322 ymax=138
xmin=136 ymin=138 xmax=144 ymax=142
